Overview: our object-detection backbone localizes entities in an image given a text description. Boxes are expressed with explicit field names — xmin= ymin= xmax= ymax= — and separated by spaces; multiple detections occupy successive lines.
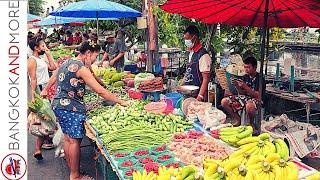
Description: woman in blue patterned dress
xmin=41 ymin=41 xmax=128 ymax=180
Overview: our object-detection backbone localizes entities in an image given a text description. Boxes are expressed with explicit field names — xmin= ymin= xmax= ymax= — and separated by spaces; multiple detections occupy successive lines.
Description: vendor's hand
xmin=40 ymin=90 xmax=48 ymax=98
xmin=231 ymin=78 xmax=238 ymax=86
xmin=31 ymin=96 xmax=35 ymax=103
xmin=44 ymin=46 xmax=50 ymax=54
xmin=237 ymin=79 xmax=246 ymax=88
xmin=119 ymin=100 xmax=129 ymax=107
xmin=196 ymin=95 xmax=204 ymax=101
xmin=109 ymin=59 xmax=116 ymax=66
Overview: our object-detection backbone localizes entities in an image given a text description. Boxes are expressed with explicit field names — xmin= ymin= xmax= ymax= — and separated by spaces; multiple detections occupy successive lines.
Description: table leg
xmin=306 ymin=102 xmax=311 ymax=135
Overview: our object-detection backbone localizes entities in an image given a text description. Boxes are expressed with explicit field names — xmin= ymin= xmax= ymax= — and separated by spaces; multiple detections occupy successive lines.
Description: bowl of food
xmin=178 ymin=85 xmax=199 ymax=95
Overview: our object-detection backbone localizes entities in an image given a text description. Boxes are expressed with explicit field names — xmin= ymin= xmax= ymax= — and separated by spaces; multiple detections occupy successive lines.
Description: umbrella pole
xmin=257 ymin=0 xmax=270 ymax=133
xmin=265 ymin=28 xmax=270 ymax=76
xmin=96 ymin=11 xmax=100 ymax=61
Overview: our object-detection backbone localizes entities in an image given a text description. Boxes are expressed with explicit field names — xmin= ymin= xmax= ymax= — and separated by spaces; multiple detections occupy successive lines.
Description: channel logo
xmin=1 ymin=154 xmax=27 ymax=180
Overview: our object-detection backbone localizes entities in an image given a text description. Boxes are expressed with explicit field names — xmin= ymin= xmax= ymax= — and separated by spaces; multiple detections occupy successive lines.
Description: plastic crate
xmin=97 ymin=153 xmax=118 ymax=180
xmin=124 ymin=64 xmax=139 ymax=74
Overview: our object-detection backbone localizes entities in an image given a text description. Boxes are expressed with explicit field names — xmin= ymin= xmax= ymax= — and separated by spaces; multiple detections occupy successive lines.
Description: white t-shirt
xmin=188 ymin=51 xmax=211 ymax=72
xmin=29 ymin=56 xmax=49 ymax=86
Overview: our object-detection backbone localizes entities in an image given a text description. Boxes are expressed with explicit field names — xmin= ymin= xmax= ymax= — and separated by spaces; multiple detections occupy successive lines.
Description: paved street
xmin=28 ymin=134 xmax=104 ymax=180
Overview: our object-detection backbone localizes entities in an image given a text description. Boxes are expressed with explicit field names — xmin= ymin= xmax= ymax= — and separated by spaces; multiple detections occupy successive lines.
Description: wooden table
xmin=266 ymin=86 xmax=319 ymax=134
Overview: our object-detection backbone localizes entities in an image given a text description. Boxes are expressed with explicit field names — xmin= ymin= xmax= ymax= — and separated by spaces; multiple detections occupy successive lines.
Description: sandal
xmin=33 ymin=153 xmax=43 ymax=161
xmin=42 ymin=143 xmax=54 ymax=150
xmin=78 ymin=173 xmax=94 ymax=180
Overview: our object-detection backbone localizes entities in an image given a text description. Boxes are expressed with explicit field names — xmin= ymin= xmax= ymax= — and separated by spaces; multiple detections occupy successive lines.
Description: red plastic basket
xmin=162 ymin=99 xmax=174 ymax=114
xmin=128 ymin=89 xmax=144 ymax=100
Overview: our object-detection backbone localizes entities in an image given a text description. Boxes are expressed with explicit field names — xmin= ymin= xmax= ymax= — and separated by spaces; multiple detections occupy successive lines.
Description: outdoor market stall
xmin=78 ymin=67 xmax=319 ymax=180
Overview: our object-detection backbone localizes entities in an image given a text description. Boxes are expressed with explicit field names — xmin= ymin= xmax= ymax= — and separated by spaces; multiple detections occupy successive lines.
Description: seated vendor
xmin=221 ymin=56 xmax=265 ymax=132
xmin=180 ymin=25 xmax=211 ymax=102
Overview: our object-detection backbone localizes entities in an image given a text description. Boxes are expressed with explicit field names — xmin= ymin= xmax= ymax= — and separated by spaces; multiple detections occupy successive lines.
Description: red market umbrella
xmin=160 ymin=0 xmax=320 ymax=128
xmin=160 ymin=0 xmax=320 ymax=28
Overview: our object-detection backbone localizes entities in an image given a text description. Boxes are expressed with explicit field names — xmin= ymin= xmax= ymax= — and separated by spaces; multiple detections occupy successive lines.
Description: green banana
xmin=274 ymin=139 xmax=289 ymax=160
xmin=236 ymin=126 xmax=253 ymax=139
xmin=237 ymin=136 xmax=260 ymax=146
xmin=258 ymin=133 xmax=270 ymax=141
xmin=220 ymin=126 xmax=246 ymax=132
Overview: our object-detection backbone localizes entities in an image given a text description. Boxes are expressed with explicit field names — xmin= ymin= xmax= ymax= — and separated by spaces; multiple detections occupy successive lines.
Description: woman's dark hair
xmin=243 ymin=56 xmax=257 ymax=67
xmin=28 ymin=37 xmax=43 ymax=51
xmin=78 ymin=40 xmax=101 ymax=54
xmin=82 ymin=33 xmax=89 ymax=39
xmin=184 ymin=25 xmax=200 ymax=38
xmin=66 ymin=30 xmax=72 ymax=36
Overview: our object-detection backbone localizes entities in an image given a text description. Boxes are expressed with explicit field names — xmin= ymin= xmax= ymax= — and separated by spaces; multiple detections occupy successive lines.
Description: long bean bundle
xmin=100 ymin=125 xmax=171 ymax=154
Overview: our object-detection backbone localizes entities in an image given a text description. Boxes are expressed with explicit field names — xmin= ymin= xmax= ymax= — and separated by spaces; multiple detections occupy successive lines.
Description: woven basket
xmin=215 ymin=68 xmax=231 ymax=94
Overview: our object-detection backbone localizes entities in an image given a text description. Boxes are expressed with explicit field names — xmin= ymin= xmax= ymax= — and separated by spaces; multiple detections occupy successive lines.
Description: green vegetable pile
xmin=84 ymin=91 xmax=101 ymax=104
xmin=88 ymin=100 xmax=192 ymax=134
xmin=100 ymin=125 xmax=171 ymax=153
xmin=50 ymin=48 xmax=74 ymax=60
xmin=92 ymin=67 xmax=132 ymax=88
xmin=28 ymin=93 xmax=57 ymax=128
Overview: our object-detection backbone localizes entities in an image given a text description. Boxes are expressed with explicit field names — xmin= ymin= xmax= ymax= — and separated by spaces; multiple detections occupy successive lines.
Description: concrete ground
xmin=27 ymin=134 xmax=104 ymax=180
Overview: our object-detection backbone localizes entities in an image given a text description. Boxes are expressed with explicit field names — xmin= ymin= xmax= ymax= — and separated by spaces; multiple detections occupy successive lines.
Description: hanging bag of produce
xmin=27 ymin=112 xmax=56 ymax=137
xmin=28 ymin=93 xmax=57 ymax=122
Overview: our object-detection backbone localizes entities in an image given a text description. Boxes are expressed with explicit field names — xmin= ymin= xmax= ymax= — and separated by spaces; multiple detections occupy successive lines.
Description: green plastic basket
xmin=136 ymin=155 xmax=156 ymax=168
xmin=118 ymin=159 xmax=137 ymax=172
xmin=133 ymin=148 xmax=150 ymax=159
xmin=151 ymin=144 xmax=168 ymax=156
xmin=123 ymin=166 xmax=143 ymax=180
xmin=113 ymin=151 xmax=132 ymax=163
xmin=156 ymin=154 xmax=174 ymax=164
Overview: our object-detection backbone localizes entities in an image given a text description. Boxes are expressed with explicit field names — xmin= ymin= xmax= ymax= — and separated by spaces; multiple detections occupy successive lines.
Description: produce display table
xmin=83 ymin=83 xmax=319 ymax=180
xmin=86 ymin=118 xmax=319 ymax=180
xmin=85 ymin=122 xmax=126 ymax=180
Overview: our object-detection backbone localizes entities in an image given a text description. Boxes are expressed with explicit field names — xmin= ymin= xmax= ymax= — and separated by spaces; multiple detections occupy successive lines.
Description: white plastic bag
xmin=53 ymin=124 xmax=64 ymax=158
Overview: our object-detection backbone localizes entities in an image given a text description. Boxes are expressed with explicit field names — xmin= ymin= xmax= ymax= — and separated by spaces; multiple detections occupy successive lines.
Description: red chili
xmin=135 ymin=150 xmax=149 ymax=156
xmin=121 ymin=160 xmax=134 ymax=167
xmin=154 ymin=145 xmax=166 ymax=152
xmin=114 ymin=153 xmax=128 ymax=158
xmin=158 ymin=154 xmax=172 ymax=160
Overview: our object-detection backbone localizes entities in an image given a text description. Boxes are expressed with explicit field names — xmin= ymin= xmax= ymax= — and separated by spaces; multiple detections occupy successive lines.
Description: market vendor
xmin=101 ymin=31 xmax=126 ymax=72
xmin=63 ymin=30 xmax=74 ymax=46
xmin=180 ymin=25 xmax=211 ymax=102
xmin=41 ymin=41 xmax=128 ymax=180
xmin=221 ymin=56 xmax=265 ymax=133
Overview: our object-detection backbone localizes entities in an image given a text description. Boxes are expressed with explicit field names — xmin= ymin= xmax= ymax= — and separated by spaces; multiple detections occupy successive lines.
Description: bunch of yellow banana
xmin=306 ymin=171 xmax=320 ymax=180
xmin=133 ymin=170 xmax=157 ymax=180
xmin=203 ymin=158 xmax=222 ymax=171
xmin=176 ymin=165 xmax=197 ymax=180
xmin=229 ymin=133 xmax=276 ymax=162
xmin=272 ymin=158 xmax=298 ymax=180
xmin=273 ymin=139 xmax=290 ymax=161
xmin=226 ymin=163 xmax=256 ymax=180
xmin=246 ymin=153 xmax=280 ymax=180
xmin=157 ymin=166 xmax=178 ymax=180
xmin=245 ymin=153 xmax=298 ymax=180
xmin=203 ymin=158 xmax=230 ymax=180
xmin=215 ymin=126 xmax=253 ymax=146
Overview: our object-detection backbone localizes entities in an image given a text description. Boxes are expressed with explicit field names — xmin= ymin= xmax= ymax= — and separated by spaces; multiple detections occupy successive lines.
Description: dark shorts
xmin=54 ymin=109 xmax=87 ymax=139
xmin=225 ymin=95 xmax=259 ymax=112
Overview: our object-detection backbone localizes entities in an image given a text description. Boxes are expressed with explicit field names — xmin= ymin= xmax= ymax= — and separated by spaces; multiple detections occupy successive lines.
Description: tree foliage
xmin=28 ymin=0 xmax=45 ymax=15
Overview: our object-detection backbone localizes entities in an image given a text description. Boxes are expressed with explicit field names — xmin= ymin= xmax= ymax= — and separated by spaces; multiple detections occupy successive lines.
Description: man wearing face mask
xmin=180 ymin=25 xmax=211 ymax=102
xmin=101 ymin=31 xmax=126 ymax=72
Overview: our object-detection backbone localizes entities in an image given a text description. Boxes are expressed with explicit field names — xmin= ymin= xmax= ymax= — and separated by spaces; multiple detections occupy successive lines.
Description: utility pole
xmin=145 ymin=0 xmax=159 ymax=72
